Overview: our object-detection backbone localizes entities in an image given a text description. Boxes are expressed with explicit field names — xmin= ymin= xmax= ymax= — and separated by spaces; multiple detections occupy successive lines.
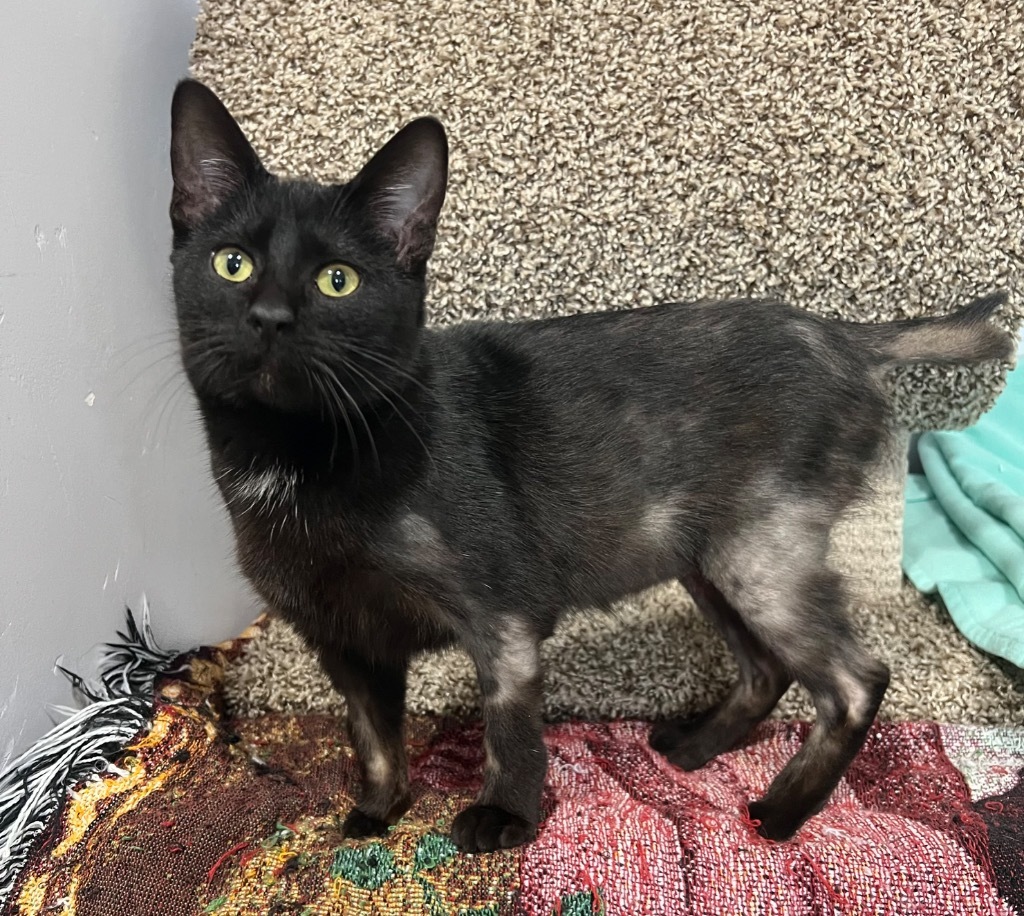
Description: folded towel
xmin=903 ymin=356 xmax=1024 ymax=668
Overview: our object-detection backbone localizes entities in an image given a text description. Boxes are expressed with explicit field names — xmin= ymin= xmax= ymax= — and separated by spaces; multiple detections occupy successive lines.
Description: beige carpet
xmin=191 ymin=0 xmax=1022 ymax=431
xmin=225 ymin=581 xmax=1024 ymax=727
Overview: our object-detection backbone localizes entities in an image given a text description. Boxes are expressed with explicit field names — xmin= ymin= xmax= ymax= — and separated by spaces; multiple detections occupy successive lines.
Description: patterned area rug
xmin=5 ymin=629 xmax=1023 ymax=916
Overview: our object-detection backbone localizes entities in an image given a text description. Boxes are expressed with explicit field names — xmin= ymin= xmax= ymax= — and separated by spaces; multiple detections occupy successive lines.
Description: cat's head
xmin=169 ymin=79 xmax=447 ymax=416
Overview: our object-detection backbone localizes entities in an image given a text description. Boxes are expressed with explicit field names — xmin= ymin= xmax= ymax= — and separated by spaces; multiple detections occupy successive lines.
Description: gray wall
xmin=0 ymin=1 xmax=255 ymax=765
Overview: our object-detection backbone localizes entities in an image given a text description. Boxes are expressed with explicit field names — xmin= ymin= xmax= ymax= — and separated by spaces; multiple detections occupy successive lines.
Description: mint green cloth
xmin=903 ymin=359 xmax=1024 ymax=668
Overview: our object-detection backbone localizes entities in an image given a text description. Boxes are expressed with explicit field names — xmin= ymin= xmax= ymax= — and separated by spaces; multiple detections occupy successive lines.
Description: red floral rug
xmin=4 ymin=636 xmax=1023 ymax=915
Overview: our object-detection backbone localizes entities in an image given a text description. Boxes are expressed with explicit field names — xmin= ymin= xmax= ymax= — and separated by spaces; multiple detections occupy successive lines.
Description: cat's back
xmin=425 ymin=297 xmax=889 ymax=511
xmin=431 ymin=298 xmax=874 ymax=405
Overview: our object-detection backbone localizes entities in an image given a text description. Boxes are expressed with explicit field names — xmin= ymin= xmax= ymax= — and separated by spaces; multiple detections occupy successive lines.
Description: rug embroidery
xmin=4 ymin=638 xmax=1021 ymax=915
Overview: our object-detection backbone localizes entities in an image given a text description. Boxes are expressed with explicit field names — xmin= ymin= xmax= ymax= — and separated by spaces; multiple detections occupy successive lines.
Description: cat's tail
xmin=846 ymin=292 xmax=1015 ymax=368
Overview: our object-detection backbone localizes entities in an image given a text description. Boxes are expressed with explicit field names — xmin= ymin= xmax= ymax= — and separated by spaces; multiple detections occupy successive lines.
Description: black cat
xmin=169 ymin=78 xmax=1013 ymax=852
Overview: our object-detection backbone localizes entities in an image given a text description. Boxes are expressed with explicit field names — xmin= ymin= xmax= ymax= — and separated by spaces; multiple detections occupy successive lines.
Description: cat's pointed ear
xmin=170 ymin=79 xmax=263 ymax=234
xmin=347 ymin=118 xmax=448 ymax=271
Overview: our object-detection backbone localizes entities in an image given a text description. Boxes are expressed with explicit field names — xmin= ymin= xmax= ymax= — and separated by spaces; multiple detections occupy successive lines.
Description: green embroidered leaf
xmin=457 ymin=908 xmax=500 ymax=916
xmin=413 ymin=832 xmax=460 ymax=872
xmin=555 ymin=890 xmax=605 ymax=916
xmin=417 ymin=875 xmax=448 ymax=916
xmin=204 ymin=896 xmax=228 ymax=913
xmin=330 ymin=842 xmax=397 ymax=889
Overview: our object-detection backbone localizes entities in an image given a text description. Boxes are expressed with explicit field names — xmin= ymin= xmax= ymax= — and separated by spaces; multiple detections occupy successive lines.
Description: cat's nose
xmin=247 ymin=302 xmax=295 ymax=340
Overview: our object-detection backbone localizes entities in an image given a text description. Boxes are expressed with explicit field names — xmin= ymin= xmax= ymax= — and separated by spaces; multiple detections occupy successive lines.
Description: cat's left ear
xmin=347 ymin=118 xmax=448 ymax=271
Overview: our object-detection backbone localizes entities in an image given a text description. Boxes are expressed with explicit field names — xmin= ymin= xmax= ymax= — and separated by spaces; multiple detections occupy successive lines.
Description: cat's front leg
xmin=452 ymin=616 xmax=547 ymax=853
xmin=317 ymin=645 xmax=411 ymax=838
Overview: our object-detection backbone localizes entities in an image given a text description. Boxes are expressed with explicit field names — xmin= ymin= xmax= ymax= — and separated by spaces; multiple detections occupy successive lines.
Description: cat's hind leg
xmin=699 ymin=504 xmax=890 ymax=840
xmin=649 ymin=569 xmax=791 ymax=770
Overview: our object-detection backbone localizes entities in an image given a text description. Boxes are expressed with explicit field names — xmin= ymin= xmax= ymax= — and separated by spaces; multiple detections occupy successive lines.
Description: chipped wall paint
xmin=0 ymin=0 xmax=254 ymax=766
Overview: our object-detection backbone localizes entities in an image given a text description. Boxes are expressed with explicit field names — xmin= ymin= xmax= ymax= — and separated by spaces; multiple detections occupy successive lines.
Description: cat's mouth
xmin=248 ymin=363 xmax=308 ymax=410
xmin=230 ymin=349 xmax=309 ymax=411
xmin=254 ymin=367 xmax=277 ymax=397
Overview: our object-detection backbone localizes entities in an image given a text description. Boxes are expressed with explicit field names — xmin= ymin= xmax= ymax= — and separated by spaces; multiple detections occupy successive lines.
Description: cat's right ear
xmin=170 ymin=79 xmax=263 ymax=235
xmin=346 ymin=118 xmax=449 ymax=272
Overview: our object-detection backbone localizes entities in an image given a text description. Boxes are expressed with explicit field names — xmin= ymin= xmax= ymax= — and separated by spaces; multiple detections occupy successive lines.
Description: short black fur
xmin=169 ymin=79 xmax=1014 ymax=851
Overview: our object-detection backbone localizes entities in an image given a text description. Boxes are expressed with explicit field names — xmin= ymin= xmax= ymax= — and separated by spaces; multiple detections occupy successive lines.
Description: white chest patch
xmin=225 ymin=465 xmax=299 ymax=514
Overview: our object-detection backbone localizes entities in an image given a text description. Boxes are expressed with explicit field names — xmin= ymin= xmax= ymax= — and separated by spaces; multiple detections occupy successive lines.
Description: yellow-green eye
xmin=316 ymin=263 xmax=360 ymax=298
xmin=212 ymin=247 xmax=254 ymax=283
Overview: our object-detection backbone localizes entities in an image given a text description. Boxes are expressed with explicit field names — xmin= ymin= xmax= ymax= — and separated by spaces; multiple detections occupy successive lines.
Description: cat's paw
xmin=746 ymin=799 xmax=801 ymax=842
xmin=341 ymin=807 xmax=391 ymax=839
xmin=648 ymin=715 xmax=718 ymax=771
xmin=450 ymin=804 xmax=536 ymax=853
